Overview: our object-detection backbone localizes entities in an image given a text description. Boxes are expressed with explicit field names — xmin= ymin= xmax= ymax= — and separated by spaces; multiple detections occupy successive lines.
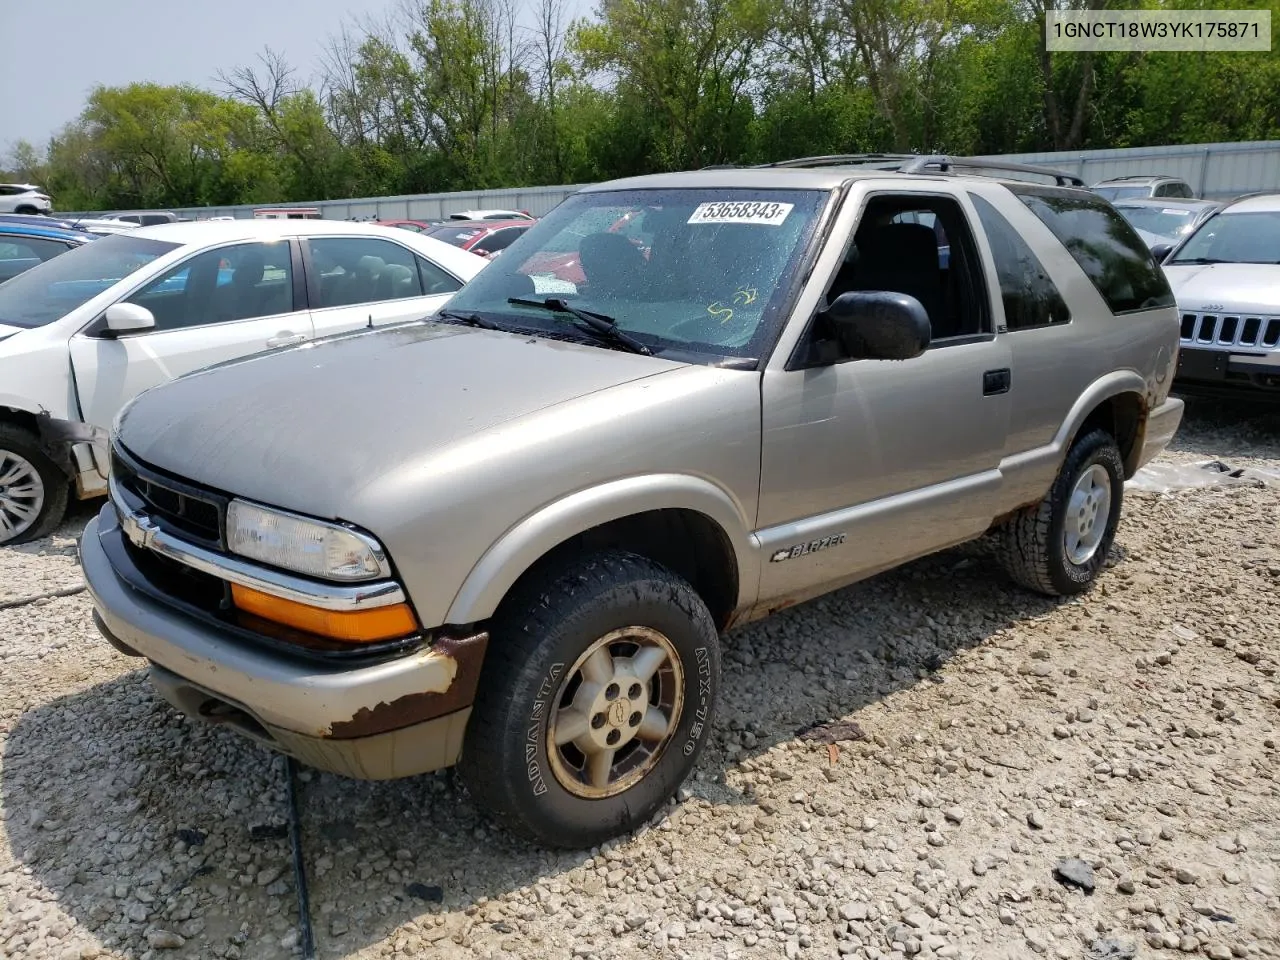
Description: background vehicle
xmin=254 ymin=207 xmax=322 ymax=220
xmin=1112 ymin=198 xmax=1221 ymax=248
xmin=1161 ymin=193 xmax=1280 ymax=399
xmin=424 ymin=218 xmax=535 ymax=259
xmin=99 ymin=211 xmax=182 ymax=227
xmin=52 ymin=216 xmax=144 ymax=236
xmin=449 ymin=208 xmax=534 ymax=221
xmin=0 ymin=220 xmax=486 ymax=544
xmin=379 ymin=218 xmax=449 ymax=233
xmin=83 ymin=155 xmax=1182 ymax=850
xmin=1091 ymin=175 xmax=1196 ymax=201
xmin=0 ymin=183 xmax=53 ymax=215
xmin=0 ymin=213 xmax=87 ymax=231
xmin=0 ymin=222 xmax=96 ymax=283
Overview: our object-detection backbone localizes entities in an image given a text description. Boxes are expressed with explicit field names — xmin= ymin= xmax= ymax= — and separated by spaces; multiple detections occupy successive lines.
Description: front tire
xmin=459 ymin=550 xmax=721 ymax=849
xmin=0 ymin=424 xmax=69 ymax=546
xmin=997 ymin=428 xmax=1124 ymax=597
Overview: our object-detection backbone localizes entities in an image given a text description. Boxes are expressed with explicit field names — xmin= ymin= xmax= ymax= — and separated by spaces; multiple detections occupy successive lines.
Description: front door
xmin=69 ymin=239 xmax=312 ymax=431
xmin=756 ymin=189 xmax=1012 ymax=604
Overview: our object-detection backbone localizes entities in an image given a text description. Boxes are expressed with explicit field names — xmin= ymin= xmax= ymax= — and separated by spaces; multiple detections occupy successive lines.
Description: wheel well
xmin=1079 ymin=392 xmax=1144 ymax=478
xmin=0 ymin=407 xmax=40 ymax=435
xmin=504 ymin=509 xmax=740 ymax=631
xmin=0 ymin=407 xmax=78 ymax=480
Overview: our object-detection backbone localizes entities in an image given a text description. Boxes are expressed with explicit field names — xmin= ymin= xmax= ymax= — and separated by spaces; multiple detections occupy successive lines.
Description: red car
xmin=520 ymin=209 xmax=649 ymax=284
xmin=422 ymin=219 xmax=535 ymax=260
xmin=378 ymin=219 xmax=450 ymax=233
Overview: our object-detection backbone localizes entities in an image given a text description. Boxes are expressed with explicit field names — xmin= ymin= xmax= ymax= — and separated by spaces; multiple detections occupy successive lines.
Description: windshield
xmin=439 ymin=187 xmax=828 ymax=361
xmin=1167 ymin=211 xmax=1280 ymax=265
xmin=426 ymin=225 xmax=484 ymax=248
xmin=1115 ymin=205 xmax=1199 ymax=239
xmin=0 ymin=233 xmax=178 ymax=328
xmin=1094 ymin=185 xmax=1152 ymax=202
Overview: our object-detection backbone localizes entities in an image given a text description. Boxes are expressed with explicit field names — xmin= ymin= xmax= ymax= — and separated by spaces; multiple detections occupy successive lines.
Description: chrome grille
xmin=1180 ymin=312 xmax=1280 ymax=349
xmin=110 ymin=442 xmax=226 ymax=548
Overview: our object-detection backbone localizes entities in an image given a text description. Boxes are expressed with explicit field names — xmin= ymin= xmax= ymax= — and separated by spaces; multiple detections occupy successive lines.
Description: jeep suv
xmin=81 ymin=155 xmax=1184 ymax=848
xmin=1161 ymin=192 xmax=1280 ymax=398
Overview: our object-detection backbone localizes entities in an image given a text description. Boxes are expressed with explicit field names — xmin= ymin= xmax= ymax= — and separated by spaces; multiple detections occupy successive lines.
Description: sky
xmin=1 ymin=0 xmax=591 ymax=156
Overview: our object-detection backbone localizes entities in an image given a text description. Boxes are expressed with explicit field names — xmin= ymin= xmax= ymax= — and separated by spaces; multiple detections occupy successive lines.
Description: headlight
xmin=226 ymin=500 xmax=388 ymax=582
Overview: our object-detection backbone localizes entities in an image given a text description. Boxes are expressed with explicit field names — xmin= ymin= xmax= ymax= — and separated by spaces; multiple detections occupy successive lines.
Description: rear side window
xmin=308 ymin=236 xmax=426 ymax=308
xmin=970 ymin=195 xmax=1070 ymax=331
xmin=416 ymin=255 xmax=463 ymax=295
xmin=1010 ymin=186 xmax=1174 ymax=314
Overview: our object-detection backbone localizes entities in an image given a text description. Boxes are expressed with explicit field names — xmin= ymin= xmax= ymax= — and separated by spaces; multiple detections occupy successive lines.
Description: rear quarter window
xmin=1009 ymin=186 xmax=1174 ymax=315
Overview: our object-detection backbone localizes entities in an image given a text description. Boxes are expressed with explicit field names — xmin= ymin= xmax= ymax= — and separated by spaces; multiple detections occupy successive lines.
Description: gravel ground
xmin=1 ymin=397 xmax=1278 ymax=960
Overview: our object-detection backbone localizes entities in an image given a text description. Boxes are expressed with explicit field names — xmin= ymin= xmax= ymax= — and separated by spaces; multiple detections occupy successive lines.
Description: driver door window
xmin=125 ymin=241 xmax=296 ymax=330
xmin=822 ymin=194 xmax=990 ymax=345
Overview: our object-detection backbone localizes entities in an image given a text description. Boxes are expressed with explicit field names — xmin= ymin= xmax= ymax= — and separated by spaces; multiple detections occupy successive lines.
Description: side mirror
xmin=104 ymin=302 xmax=156 ymax=334
xmin=1150 ymin=242 xmax=1174 ymax=263
xmin=823 ymin=291 xmax=931 ymax=361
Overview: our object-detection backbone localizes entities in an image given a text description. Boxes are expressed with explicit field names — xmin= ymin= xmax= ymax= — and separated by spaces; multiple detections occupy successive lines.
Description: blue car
xmin=0 ymin=213 xmax=87 ymax=231
xmin=0 ymin=222 xmax=97 ymax=283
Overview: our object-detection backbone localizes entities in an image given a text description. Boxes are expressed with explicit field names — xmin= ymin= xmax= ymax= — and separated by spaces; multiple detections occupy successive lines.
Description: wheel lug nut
xmin=629 ymin=711 xmax=642 ymax=727
xmin=605 ymin=683 xmax=620 ymax=701
xmin=606 ymin=729 xmax=621 ymax=745
xmin=628 ymin=683 xmax=642 ymax=700
xmin=591 ymin=712 xmax=606 ymax=729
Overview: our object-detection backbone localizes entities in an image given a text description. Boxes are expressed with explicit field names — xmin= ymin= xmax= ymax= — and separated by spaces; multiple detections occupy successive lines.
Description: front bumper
xmin=1174 ymin=346 xmax=1280 ymax=398
xmin=1134 ymin=396 xmax=1184 ymax=471
xmin=81 ymin=505 xmax=487 ymax=779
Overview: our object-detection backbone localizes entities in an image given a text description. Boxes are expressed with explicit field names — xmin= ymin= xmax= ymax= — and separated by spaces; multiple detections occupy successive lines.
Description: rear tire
xmin=997 ymin=428 xmax=1124 ymax=597
xmin=0 ymin=424 xmax=69 ymax=546
xmin=459 ymin=549 xmax=721 ymax=849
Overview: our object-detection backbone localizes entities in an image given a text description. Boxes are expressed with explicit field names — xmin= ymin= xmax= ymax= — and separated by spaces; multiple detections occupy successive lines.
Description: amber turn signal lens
xmin=230 ymin=585 xmax=418 ymax=643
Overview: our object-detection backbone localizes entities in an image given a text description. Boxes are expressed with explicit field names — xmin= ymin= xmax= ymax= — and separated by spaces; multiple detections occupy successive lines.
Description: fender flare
xmin=443 ymin=473 xmax=758 ymax=626
xmin=1052 ymin=369 xmax=1149 ymax=475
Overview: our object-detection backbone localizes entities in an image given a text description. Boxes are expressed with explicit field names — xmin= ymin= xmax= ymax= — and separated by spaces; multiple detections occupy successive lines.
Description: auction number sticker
xmin=688 ymin=201 xmax=794 ymax=226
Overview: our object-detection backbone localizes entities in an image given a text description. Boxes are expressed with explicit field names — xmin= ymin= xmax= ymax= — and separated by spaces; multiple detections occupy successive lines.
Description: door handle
xmin=982 ymin=367 xmax=1011 ymax=396
xmin=266 ymin=333 xmax=307 ymax=348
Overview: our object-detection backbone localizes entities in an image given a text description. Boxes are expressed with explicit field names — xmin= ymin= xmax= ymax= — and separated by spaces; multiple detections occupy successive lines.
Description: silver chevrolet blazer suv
xmin=81 ymin=155 xmax=1185 ymax=848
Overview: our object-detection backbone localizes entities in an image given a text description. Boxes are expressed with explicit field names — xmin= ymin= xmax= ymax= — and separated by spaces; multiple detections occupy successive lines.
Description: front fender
xmin=443 ymin=473 xmax=759 ymax=626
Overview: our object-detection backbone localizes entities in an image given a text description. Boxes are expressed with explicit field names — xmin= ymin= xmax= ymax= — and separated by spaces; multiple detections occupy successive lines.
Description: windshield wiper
xmin=437 ymin=309 xmax=501 ymax=330
xmin=507 ymin=297 xmax=652 ymax=356
xmin=1168 ymin=257 xmax=1229 ymax=265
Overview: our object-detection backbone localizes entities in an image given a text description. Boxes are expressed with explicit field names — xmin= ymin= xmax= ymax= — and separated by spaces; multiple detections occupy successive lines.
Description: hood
xmin=1163 ymin=262 xmax=1280 ymax=315
xmin=116 ymin=321 xmax=686 ymax=518
xmin=0 ymin=323 xmax=23 ymax=343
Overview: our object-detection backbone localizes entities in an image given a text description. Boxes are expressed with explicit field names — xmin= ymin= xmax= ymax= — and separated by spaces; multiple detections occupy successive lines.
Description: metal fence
xmin=977 ymin=139 xmax=1280 ymax=200
xmin=63 ymin=184 xmax=588 ymax=222
xmin=60 ymin=139 xmax=1280 ymax=220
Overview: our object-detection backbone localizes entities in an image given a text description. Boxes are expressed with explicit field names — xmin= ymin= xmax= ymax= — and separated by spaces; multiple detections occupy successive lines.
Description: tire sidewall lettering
xmin=525 ymin=661 xmax=564 ymax=796
xmin=682 ymin=645 xmax=713 ymax=756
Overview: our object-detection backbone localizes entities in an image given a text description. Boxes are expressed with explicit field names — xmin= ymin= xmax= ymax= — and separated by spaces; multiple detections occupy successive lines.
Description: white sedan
xmin=0 ymin=219 xmax=487 ymax=544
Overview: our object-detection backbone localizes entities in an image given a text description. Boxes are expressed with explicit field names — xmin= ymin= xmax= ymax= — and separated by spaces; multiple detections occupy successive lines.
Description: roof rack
xmin=754 ymin=152 xmax=1086 ymax=187
xmin=757 ymin=153 xmax=920 ymax=169
xmin=899 ymin=155 xmax=1086 ymax=187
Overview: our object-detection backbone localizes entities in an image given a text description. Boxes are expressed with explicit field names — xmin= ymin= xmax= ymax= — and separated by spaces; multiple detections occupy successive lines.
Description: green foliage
xmin=9 ymin=0 xmax=1278 ymax=210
